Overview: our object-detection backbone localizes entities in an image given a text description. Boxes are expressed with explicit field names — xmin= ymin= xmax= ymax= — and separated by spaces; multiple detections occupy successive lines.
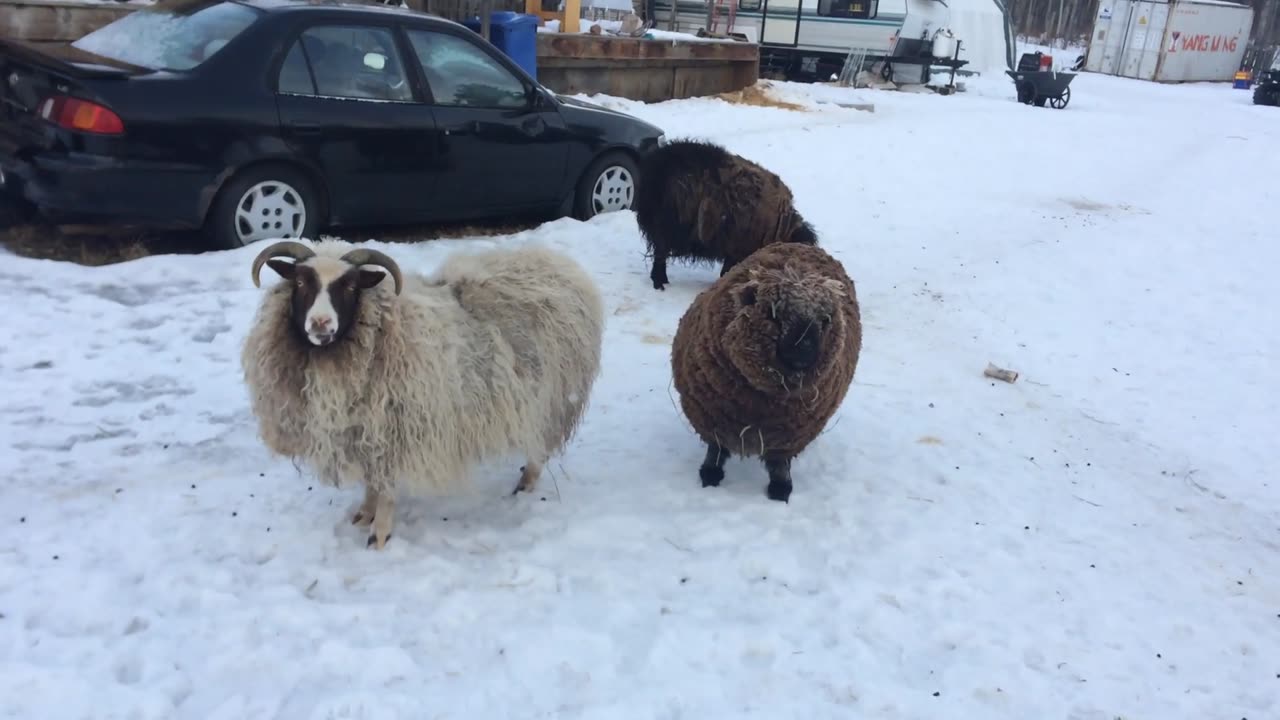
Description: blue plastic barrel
xmin=463 ymin=11 xmax=539 ymax=81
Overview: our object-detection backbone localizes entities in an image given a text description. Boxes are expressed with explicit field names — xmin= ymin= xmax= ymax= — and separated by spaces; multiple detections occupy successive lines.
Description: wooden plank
xmin=539 ymin=56 xmax=730 ymax=69
xmin=538 ymin=64 xmax=675 ymax=102
xmin=536 ymin=33 xmax=757 ymax=63
xmin=0 ymin=1 xmax=133 ymax=43
xmin=537 ymin=55 xmax=756 ymax=101
xmin=672 ymin=64 xmax=731 ymax=99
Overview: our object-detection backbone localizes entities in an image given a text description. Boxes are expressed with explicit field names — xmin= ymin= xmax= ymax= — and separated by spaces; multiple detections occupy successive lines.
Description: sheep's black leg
xmin=763 ymin=453 xmax=794 ymax=503
xmin=650 ymin=250 xmax=670 ymax=290
xmin=719 ymin=257 xmax=738 ymax=277
xmin=699 ymin=442 xmax=729 ymax=488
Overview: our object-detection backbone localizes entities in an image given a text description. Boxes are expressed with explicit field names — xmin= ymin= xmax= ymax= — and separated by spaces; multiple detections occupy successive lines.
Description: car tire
xmin=573 ymin=151 xmax=640 ymax=221
xmin=206 ymin=163 xmax=322 ymax=250
xmin=0 ymin=192 xmax=35 ymax=231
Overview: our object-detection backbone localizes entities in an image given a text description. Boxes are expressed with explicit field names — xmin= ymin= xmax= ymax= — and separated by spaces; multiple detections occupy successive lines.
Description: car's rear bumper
xmin=0 ymin=150 xmax=216 ymax=228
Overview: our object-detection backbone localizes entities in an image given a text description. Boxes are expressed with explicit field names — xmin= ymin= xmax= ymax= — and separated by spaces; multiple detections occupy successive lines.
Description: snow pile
xmin=2 ymin=74 xmax=1278 ymax=718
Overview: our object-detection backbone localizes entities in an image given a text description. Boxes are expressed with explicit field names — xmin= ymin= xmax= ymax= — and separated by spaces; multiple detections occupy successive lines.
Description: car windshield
xmin=71 ymin=0 xmax=261 ymax=72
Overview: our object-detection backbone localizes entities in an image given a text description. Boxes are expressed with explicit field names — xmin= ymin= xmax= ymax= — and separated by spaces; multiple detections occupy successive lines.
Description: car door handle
xmin=444 ymin=121 xmax=481 ymax=136
xmin=291 ymin=123 xmax=322 ymax=136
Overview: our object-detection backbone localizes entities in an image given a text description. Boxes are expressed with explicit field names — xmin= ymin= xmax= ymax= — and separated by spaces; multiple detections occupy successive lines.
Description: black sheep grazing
xmin=633 ymin=138 xmax=818 ymax=291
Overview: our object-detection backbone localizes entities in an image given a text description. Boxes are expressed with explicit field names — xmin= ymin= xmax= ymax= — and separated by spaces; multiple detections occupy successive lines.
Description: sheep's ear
xmin=821 ymin=278 xmax=847 ymax=299
xmin=266 ymin=259 xmax=298 ymax=280
xmin=357 ymin=269 xmax=387 ymax=290
xmin=734 ymin=281 xmax=758 ymax=307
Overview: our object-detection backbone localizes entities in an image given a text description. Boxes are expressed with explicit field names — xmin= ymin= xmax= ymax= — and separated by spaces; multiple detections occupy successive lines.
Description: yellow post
xmin=561 ymin=0 xmax=580 ymax=34
xmin=525 ymin=0 xmax=579 ymax=34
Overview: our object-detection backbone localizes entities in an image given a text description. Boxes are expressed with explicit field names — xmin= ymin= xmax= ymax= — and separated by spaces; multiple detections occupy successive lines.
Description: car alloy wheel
xmin=572 ymin=151 xmax=640 ymax=221
xmin=234 ymin=180 xmax=308 ymax=245
xmin=590 ymin=164 xmax=635 ymax=215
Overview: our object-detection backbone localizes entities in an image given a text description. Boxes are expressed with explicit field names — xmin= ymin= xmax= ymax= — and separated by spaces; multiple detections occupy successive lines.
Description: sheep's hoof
xmin=352 ymin=490 xmax=378 ymax=526
xmin=364 ymin=495 xmax=395 ymax=549
xmin=699 ymin=465 xmax=724 ymax=488
xmin=513 ymin=463 xmax=541 ymax=494
xmin=766 ymin=480 xmax=792 ymax=503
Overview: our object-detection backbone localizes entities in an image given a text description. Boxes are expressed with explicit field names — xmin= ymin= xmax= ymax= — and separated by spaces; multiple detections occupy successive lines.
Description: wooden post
xmin=524 ymin=0 xmax=579 ymax=34
xmin=524 ymin=0 xmax=576 ymax=32
xmin=561 ymin=0 xmax=580 ymax=34
xmin=480 ymin=0 xmax=492 ymax=41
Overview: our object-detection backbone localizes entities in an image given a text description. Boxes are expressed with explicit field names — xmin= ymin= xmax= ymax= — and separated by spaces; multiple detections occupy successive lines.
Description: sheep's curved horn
xmin=250 ymin=241 xmax=316 ymax=287
xmin=340 ymin=248 xmax=404 ymax=296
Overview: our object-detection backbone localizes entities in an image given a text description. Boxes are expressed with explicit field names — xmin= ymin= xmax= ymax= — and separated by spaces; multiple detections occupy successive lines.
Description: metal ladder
xmin=707 ymin=0 xmax=737 ymax=36
xmin=837 ymin=46 xmax=872 ymax=87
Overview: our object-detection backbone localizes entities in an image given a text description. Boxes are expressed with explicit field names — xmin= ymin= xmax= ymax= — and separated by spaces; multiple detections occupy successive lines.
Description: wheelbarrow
xmin=1007 ymin=51 xmax=1076 ymax=109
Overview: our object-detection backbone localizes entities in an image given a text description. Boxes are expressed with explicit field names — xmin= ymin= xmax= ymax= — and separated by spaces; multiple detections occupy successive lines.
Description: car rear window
xmin=71 ymin=0 xmax=261 ymax=72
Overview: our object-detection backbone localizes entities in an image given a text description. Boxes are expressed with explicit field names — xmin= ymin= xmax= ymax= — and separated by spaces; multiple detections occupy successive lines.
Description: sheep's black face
xmin=730 ymin=271 xmax=848 ymax=383
xmin=777 ymin=317 xmax=826 ymax=372
xmin=266 ymin=256 xmax=387 ymax=348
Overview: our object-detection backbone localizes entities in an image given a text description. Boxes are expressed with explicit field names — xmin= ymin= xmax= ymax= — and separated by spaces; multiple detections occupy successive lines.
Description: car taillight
xmin=38 ymin=95 xmax=125 ymax=135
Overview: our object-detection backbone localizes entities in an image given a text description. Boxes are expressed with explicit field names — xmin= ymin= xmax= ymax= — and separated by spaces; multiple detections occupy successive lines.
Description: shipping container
xmin=1084 ymin=0 xmax=1255 ymax=83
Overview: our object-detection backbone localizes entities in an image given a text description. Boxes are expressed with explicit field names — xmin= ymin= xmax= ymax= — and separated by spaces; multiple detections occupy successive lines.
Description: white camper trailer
xmin=650 ymin=0 xmax=1016 ymax=83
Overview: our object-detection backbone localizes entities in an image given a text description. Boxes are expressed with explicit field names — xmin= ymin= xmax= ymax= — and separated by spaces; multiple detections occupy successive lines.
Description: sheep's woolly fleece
xmin=633 ymin=138 xmax=817 ymax=267
xmin=2 ymin=73 xmax=1277 ymax=720
xmin=671 ymin=242 xmax=862 ymax=459
xmin=240 ymin=239 xmax=606 ymax=497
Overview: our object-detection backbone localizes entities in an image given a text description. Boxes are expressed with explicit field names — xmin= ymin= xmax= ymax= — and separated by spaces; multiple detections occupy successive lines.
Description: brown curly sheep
xmin=670 ymin=242 xmax=861 ymax=502
xmin=633 ymin=138 xmax=817 ymax=291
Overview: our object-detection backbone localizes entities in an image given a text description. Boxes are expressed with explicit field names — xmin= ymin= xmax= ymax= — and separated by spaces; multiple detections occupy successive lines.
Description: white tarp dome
xmin=942 ymin=0 xmax=1016 ymax=75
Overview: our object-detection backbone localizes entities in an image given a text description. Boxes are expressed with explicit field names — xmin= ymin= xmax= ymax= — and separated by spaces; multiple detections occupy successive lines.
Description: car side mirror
xmin=363 ymin=52 xmax=387 ymax=71
xmin=528 ymin=85 xmax=551 ymax=109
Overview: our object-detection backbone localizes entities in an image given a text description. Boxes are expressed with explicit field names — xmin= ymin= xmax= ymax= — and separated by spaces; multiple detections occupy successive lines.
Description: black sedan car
xmin=0 ymin=0 xmax=666 ymax=247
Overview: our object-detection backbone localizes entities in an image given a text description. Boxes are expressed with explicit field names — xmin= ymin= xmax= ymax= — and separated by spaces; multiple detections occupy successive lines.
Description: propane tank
xmin=931 ymin=28 xmax=956 ymax=60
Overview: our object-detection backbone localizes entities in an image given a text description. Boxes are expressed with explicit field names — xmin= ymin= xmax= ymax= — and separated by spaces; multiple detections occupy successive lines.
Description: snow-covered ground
xmin=3 ymin=68 xmax=1278 ymax=719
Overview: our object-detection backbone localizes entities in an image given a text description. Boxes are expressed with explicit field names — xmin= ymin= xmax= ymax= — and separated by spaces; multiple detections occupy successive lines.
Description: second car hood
xmin=556 ymin=94 xmax=637 ymax=119
xmin=554 ymin=93 xmax=663 ymax=134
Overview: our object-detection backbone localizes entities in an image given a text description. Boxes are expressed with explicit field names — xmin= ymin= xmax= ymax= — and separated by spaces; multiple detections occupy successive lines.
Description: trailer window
xmin=739 ymin=0 xmax=762 ymax=10
xmin=818 ymin=0 xmax=877 ymax=19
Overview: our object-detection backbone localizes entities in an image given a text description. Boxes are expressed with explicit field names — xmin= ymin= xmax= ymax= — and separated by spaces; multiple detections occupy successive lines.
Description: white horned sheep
xmin=240 ymin=239 xmax=606 ymax=549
